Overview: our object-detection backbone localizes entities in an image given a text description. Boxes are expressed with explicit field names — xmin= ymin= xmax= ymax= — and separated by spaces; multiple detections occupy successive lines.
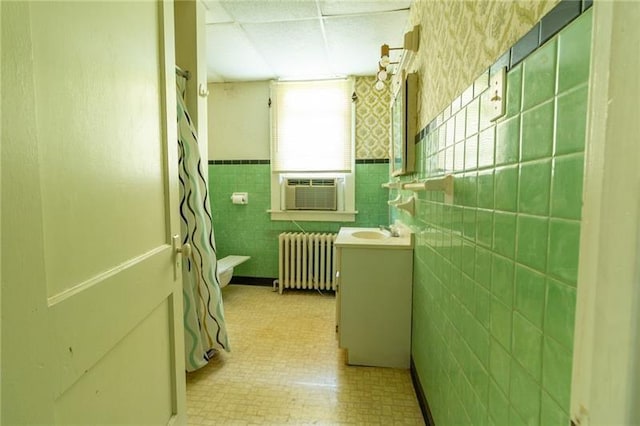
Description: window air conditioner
xmin=284 ymin=178 xmax=338 ymax=211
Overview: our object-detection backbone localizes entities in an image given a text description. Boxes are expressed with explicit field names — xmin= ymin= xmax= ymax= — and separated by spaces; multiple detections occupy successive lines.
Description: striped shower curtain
xmin=176 ymin=76 xmax=230 ymax=372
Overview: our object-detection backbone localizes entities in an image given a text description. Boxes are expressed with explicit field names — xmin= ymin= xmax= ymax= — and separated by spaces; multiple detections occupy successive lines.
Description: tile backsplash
xmin=404 ymin=8 xmax=592 ymax=425
xmin=208 ymin=162 xmax=389 ymax=278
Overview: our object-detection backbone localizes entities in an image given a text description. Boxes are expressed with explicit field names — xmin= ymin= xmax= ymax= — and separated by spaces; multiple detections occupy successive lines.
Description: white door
xmin=1 ymin=2 xmax=186 ymax=424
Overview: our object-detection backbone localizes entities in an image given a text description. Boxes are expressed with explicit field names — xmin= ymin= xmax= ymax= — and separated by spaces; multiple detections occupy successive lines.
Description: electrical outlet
xmin=488 ymin=66 xmax=506 ymax=122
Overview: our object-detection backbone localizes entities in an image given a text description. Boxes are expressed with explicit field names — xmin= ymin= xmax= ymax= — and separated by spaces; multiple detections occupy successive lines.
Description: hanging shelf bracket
xmin=403 ymin=174 xmax=454 ymax=204
xmin=388 ymin=195 xmax=415 ymax=216
xmin=403 ymin=175 xmax=453 ymax=193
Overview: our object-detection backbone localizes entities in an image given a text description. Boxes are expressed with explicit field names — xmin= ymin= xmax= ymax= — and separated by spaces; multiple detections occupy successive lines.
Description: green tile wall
xmin=208 ymin=162 xmax=389 ymax=278
xmin=404 ymin=10 xmax=591 ymax=426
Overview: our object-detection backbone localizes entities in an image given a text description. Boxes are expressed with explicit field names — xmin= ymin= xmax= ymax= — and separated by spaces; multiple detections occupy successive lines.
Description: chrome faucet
xmin=379 ymin=225 xmax=400 ymax=237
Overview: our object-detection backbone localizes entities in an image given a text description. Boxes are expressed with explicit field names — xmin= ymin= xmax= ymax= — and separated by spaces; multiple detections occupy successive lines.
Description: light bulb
xmin=379 ymin=55 xmax=391 ymax=68
xmin=374 ymin=80 xmax=385 ymax=91
xmin=377 ymin=69 xmax=388 ymax=81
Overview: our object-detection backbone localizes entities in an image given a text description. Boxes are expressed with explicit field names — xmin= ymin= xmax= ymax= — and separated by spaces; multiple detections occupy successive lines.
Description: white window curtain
xmin=271 ymin=78 xmax=354 ymax=173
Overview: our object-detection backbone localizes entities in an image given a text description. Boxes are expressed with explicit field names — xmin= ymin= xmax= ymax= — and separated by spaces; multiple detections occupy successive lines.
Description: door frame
xmin=159 ymin=0 xmax=187 ymax=421
xmin=570 ymin=2 xmax=640 ymax=424
xmin=0 ymin=0 xmax=3 ymax=419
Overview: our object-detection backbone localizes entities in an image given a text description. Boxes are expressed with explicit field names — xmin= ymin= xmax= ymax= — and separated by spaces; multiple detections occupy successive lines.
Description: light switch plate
xmin=488 ymin=66 xmax=506 ymax=122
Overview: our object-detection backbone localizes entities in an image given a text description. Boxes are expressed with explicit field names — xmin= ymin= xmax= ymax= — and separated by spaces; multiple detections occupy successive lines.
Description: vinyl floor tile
xmin=186 ymin=285 xmax=424 ymax=425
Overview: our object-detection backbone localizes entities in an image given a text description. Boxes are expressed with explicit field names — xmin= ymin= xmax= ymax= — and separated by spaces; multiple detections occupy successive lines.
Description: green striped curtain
xmin=176 ymin=76 xmax=229 ymax=372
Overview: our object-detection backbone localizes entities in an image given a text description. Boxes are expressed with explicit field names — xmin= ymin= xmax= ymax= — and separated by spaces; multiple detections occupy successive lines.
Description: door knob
xmin=172 ymin=235 xmax=191 ymax=278
xmin=177 ymin=243 xmax=191 ymax=258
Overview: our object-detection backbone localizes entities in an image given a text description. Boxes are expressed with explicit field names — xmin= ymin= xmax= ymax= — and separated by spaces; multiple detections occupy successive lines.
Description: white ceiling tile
xmin=219 ymin=0 xmax=319 ymax=23
xmin=242 ymin=20 xmax=335 ymax=79
xmin=206 ymin=23 xmax=276 ymax=81
xmin=203 ymin=0 xmax=234 ymax=24
xmin=203 ymin=1 xmax=412 ymax=81
xmin=319 ymin=0 xmax=411 ymax=16
xmin=323 ymin=10 xmax=408 ymax=76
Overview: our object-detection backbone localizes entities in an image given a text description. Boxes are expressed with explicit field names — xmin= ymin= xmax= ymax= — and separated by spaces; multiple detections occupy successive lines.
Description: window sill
xmin=268 ymin=210 xmax=358 ymax=222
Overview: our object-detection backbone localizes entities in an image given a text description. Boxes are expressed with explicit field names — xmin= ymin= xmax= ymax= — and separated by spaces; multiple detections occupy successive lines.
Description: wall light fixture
xmin=374 ymin=26 xmax=421 ymax=91
xmin=375 ymin=44 xmax=401 ymax=91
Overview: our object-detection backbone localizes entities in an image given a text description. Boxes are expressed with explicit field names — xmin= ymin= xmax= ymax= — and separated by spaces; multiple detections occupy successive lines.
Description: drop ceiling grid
xmin=217 ymin=0 xmax=320 ymax=23
xmin=206 ymin=23 xmax=276 ymax=81
xmin=203 ymin=0 xmax=412 ymax=81
xmin=323 ymin=10 xmax=409 ymax=76
xmin=318 ymin=0 xmax=411 ymax=16
xmin=242 ymin=19 xmax=332 ymax=79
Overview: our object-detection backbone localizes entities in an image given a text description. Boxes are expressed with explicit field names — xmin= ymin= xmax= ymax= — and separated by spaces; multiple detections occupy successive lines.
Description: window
xmin=269 ymin=78 xmax=356 ymax=221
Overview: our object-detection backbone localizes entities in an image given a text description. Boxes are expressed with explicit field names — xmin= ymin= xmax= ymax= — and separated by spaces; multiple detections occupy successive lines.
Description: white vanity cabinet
xmin=335 ymin=227 xmax=413 ymax=368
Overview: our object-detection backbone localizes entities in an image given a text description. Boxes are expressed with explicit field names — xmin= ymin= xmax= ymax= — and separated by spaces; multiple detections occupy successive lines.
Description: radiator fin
xmin=278 ymin=232 xmax=337 ymax=294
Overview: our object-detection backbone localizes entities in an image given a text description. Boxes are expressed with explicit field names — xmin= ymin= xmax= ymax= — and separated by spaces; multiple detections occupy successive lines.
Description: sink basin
xmin=351 ymin=230 xmax=390 ymax=240
xmin=336 ymin=226 xmax=413 ymax=249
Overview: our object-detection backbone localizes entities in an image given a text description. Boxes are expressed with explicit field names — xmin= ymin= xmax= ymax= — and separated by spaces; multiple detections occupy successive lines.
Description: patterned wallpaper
xmin=408 ymin=0 xmax=559 ymax=129
xmin=355 ymin=76 xmax=391 ymax=159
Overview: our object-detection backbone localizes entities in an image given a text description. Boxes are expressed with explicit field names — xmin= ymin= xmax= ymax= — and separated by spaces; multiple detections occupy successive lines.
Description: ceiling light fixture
xmin=374 ymin=26 xmax=421 ymax=91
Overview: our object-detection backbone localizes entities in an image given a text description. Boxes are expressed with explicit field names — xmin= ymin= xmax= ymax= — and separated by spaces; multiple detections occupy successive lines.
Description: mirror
xmin=390 ymin=72 xmax=418 ymax=176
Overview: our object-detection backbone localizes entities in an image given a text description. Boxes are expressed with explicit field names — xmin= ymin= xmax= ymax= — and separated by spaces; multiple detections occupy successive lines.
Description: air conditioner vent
xmin=286 ymin=178 xmax=336 ymax=187
xmin=286 ymin=178 xmax=311 ymax=186
xmin=284 ymin=178 xmax=337 ymax=211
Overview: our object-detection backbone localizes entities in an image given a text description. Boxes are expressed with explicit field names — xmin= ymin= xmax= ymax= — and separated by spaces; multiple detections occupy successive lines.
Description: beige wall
xmin=207 ymin=81 xmax=271 ymax=160
xmin=408 ymin=0 xmax=559 ymax=129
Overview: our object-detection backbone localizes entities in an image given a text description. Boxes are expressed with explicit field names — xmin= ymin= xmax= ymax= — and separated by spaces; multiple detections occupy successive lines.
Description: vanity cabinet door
xmin=338 ymin=247 xmax=413 ymax=368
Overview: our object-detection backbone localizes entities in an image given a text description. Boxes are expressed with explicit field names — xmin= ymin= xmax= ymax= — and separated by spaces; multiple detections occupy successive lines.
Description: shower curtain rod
xmin=175 ymin=66 xmax=191 ymax=80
